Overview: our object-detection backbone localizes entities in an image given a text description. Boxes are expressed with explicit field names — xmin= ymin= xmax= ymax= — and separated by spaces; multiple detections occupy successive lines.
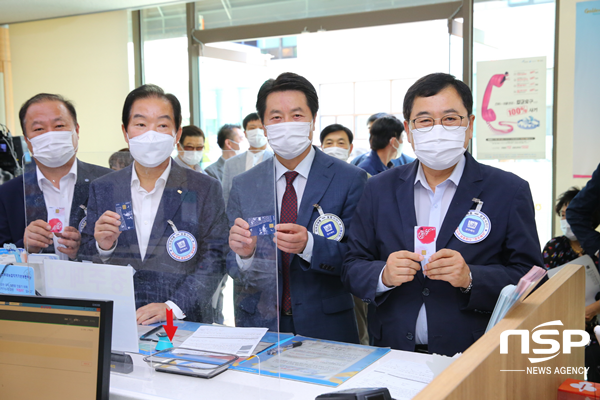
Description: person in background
xmin=0 ymin=93 xmax=111 ymax=259
xmin=357 ymin=115 xmax=404 ymax=176
xmin=174 ymin=125 xmax=205 ymax=173
xmin=568 ymin=162 xmax=600 ymax=263
xmin=350 ymin=113 xmax=388 ymax=166
xmin=543 ymin=187 xmax=600 ymax=271
xmin=109 ymin=148 xmax=133 ymax=171
xmin=205 ymin=124 xmax=245 ymax=183
xmin=81 ymin=84 xmax=227 ymax=325
xmin=320 ymin=124 xmax=354 ymax=162
xmin=222 ymin=113 xmax=273 ymax=205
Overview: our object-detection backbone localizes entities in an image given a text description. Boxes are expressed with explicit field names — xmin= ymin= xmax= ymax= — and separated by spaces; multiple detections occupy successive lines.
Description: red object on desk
xmin=558 ymin=379 xmax=600 ymax=400
xmin=163 ymin=308 xmax=178 ymax=341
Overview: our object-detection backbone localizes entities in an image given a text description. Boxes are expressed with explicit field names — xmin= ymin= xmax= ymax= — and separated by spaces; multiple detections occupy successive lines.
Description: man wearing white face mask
xmin=174 ymin=125 xmax=205 ymax=172
xmin=343 ymin=73 xmax=544 ymax=356
xmin=80 ymin=84 xmax=228 ymax=325
xmin=205 ymin=124 xmax=245 ymax=183
xmin=319 ymin=124 xmax=354 ymax=162
xmin=0 ymin=93 xmax=111 ymax=260
xmin=357 ymin=116 xmax=405 ymax=176
xmin=227 ymin=72 xmax=368 ymax=343
xmin=222 ymin=113 xmax=273 ymax=206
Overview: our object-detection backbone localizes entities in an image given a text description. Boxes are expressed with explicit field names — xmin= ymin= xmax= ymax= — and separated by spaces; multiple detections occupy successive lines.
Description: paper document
xmin=181 ymin=326 xmax=267 ymax=357
xmin=347 ymin=360 xmax=433 ymax=400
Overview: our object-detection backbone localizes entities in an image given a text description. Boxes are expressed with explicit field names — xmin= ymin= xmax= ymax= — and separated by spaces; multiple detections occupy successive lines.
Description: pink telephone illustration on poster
xmin=476 ymin=57 xmax=546 ymax=160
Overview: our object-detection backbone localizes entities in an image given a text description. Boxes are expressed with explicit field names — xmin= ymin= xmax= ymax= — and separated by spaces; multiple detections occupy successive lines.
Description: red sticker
xmin=49 ymin=218 xmax=63 ymax=233
xmin=416 ymin=226 xmax=436 ymax=244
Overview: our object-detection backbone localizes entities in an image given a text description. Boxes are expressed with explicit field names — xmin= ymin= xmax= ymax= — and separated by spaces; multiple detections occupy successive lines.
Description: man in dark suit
xmin=0 ymin=93 xmax=111 ymax=259
xmin=568 ymin=162 xmax=600 ymax=258
xmin=81 ymin=84 xmax=227 ymax=324
xmin=228 ymin=72 xmax=368 ymax=343
xmin=343 ymin=73 xmax=543 ymax=356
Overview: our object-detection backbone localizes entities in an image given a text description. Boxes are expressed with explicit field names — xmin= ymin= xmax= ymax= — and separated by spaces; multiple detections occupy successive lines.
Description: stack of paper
xmin=486 ymin=265 xmax=547 ymax=332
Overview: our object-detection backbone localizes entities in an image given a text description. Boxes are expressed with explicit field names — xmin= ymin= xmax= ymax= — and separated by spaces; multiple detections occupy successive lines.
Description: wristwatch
xmin=460 ymin=272 xmax=473 ymax=294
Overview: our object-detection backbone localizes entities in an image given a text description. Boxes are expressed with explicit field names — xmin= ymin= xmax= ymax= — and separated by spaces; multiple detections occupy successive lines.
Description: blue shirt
xmin=354 ymin=150 xmax=415 ymax=172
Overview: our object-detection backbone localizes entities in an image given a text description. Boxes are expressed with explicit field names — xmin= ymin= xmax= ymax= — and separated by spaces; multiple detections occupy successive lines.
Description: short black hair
xmin=242 ymin=113 xmax=260 ymax=131
xmin=558 ymin=187 xmax=600 ymax=228
xmin=180 ymin=125 xmax=205 ymax=144
xmin=319 ymin=124 xmax=354 ymax=145
xmin=108 ymin=148 xmax=133 ymax=170
xmin=122 ymin=84 xmax=182 ymax=132
xmin=403 ymin=73 xmax=473 ymax=122
xmin=256 ymin=72 xmax=318 ymax=122
xmin=217 ymin=124 xmax=242 ymax=149
xmin=370 ymin=116 xmax=404 ymax=151
xmin=367 ymin=113 xmax=390 ymax=126
xmin=19 ymin=93 xmax=78 ymax=136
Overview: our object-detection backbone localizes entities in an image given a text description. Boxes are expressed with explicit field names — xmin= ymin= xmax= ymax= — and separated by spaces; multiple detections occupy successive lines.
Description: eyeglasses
xmin=410 ymin=114 xmax=467 ymax=133
xmin=183 ymin=146 xmax=204 ymax=151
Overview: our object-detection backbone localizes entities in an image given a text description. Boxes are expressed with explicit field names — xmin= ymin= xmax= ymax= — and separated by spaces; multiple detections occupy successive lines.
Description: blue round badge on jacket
xmin=78 ymin=216 xmax=87 ymax=233
xmin=312 ymin=214 xmax=345 ymax=241
xmin=454 ymin=210 xmax=491 ymax=244
xmin=167 ymin=231 xmax=197 ymax=262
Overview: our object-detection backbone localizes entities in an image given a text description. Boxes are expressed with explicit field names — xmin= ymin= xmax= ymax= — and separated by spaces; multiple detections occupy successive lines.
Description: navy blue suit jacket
xmin=342 ymin=153 xmax=543 ymax=356
xmin=0 ymin=159 xmax=111 ymax=253
xmin=567 ymin=162 xmax=600 ymax=257
xmin=227 ymin=147 xmax=368 ymax=343
xmin=81 ymin=160 xmax=228 ymax=323
xmin=351 ymin=151 xmax=414 ymax=168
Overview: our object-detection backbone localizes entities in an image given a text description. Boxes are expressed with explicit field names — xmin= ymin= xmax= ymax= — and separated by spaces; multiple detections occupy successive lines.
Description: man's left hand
xmin=425 ymin=249 xmax=471 ymax=289
xmin=55 ymin=226 xmax=81 ymax=259
xmin=136 ymin=303 xmax=171 ymax=325
xmin=274 ymin=223 xmax=308 ymax=254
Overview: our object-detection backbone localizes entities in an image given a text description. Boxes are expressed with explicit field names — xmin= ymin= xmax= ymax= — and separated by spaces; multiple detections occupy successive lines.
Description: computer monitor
xmin=0 ymin=295 xmax=113 ymax=400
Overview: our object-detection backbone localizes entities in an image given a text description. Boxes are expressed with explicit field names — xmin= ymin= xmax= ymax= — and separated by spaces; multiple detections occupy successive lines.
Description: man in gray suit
xmin=222 ymin=113 xmax=273 ymax=205
xmin=204 ymin=124 xmax=244 ymax=183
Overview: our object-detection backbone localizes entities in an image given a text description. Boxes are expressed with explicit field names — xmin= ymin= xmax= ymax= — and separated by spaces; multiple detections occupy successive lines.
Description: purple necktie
xmin=280 ymin=171 xmax=299 ymax=314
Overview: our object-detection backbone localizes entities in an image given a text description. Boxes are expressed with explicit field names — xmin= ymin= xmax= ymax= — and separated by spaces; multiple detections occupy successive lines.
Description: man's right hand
xmin=382 ymin=250 xmax=424 ymax=288
xmin=94 ymin=210 xmax=122 ymax=251
xmin=23 ymin=219 xmax=53 ymax=253
xmin=229 ymin=218 xmax=257 ymax=258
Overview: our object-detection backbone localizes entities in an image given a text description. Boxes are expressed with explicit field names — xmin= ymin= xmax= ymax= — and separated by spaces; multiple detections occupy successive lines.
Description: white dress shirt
xmin=245 ymin=150 xmax=265 ymax=171
xmin=377 ymin=155 xmax=466 ymax=345
xmin=36 ymin=161 xmax=77 ymax=260
xmin=97 ymin=161 xmax=185 ymax=319
xmin=236 ymin=146 xmax=316 ymax=269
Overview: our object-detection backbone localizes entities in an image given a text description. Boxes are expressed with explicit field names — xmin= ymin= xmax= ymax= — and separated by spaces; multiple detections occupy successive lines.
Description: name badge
xmin=454 ymin=198 xmax=491 ymax=244
xmin=166 ymin=220 xmax=197 ymax=262
xmin=312 ymin=204 xmax=345 ymax=242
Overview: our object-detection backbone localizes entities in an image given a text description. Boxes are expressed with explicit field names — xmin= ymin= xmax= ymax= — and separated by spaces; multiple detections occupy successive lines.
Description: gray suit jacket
xmin=222 ymin=150 xmax=273 ymax=206
xmin=205 ymin=156 xmax=225 ymax=183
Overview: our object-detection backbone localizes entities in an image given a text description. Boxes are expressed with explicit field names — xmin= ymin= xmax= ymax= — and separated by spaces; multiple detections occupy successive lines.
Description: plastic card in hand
xmin=48 ymin=206 xmax=66 ymax=233
xmin=248 ymin=215 xmax=276 ymax=236
xmin=415 ymin=226 xmax=436 ymax=265
xmin=116 ymin=201 xmax=135 ymax=231
xmin=0 ymin=265 xmax=35 ymax=295
xmin=144 ymin=347 xmax=238 ymax=379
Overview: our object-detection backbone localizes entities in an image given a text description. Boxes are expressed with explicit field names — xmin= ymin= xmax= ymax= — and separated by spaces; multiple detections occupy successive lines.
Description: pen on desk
xmin=266 ymin=341 xmax=302 ymax=355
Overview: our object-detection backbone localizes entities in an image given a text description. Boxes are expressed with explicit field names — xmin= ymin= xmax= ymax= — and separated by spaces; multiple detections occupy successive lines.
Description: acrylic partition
xmin=19 ymin=149 xmax=284 ymax=391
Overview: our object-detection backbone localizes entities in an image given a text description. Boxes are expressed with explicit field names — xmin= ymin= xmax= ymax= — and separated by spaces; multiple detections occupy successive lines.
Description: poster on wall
xmin=475 ymin=57 xmax=546 ymax=160
xmin=573 ymin=2 xmax=600 ymax=178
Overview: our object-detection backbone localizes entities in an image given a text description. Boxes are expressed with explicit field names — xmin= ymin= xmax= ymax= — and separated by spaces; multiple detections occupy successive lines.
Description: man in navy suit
xmin=343 ymin=73 xmax=543 ymax=356
xmin=568 ymin=162 xmax=600 ymax=258
xmin=0 ymin=93 xmax=111 ymax=259
xmin=81 ymin=84 xmax=227 ymax=325
xmin=228 ymin=72 xmax=368 ymax=343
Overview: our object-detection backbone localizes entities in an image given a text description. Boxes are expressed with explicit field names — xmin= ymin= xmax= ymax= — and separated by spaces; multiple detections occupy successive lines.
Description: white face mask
xmin=227 ymin=138 xmax=249 ymax=156
xmin=128 ymin=130 xmax=176 ymax=168
xmin=266 ymin=121 xmax=312 ymax=160
xmin=392 ymin=138 xmax=404 ymax=160
xmin=246 ymin=128 xmax=267 ymax=148
xmin=560 ymin=219 xmax=577 ymax=241
xmin=181 ymin=150 xmax=203 ymax=166
xmin=29 ymin=130 xmax=77 ymax=168
xmin=323 ymin=146 xmax=350 ymax=162
xmin=411 ymin=124 xmax=468 ymax=170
